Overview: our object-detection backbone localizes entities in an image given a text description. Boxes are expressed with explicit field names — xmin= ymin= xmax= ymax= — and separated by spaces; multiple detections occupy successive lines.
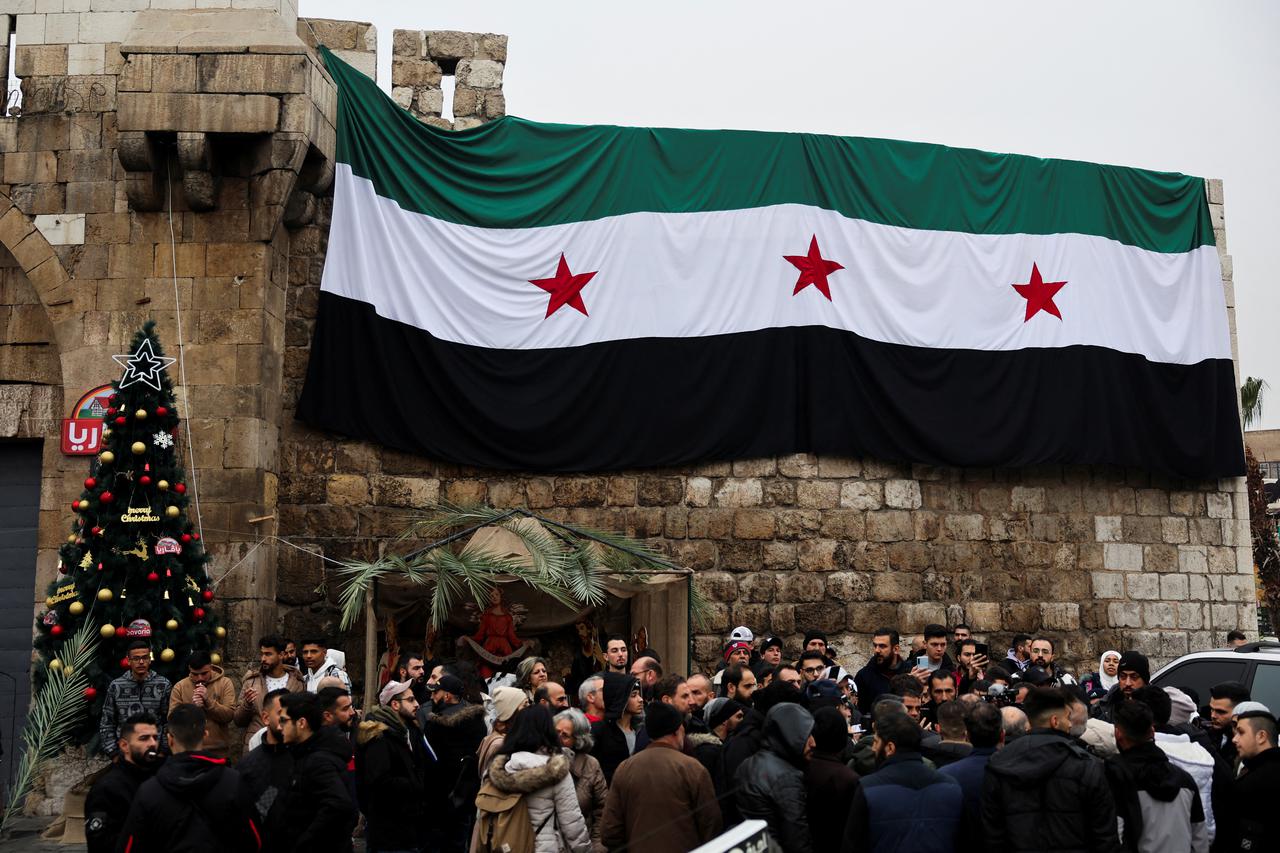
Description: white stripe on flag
xmin=322 ymin=164 xmax=1229 ymax=364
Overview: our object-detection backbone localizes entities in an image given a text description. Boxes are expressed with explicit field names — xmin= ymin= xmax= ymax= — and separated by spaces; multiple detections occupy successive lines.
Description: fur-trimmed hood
xmin=430 ymin=701 xmax=486 ymax=727
xmin=488 ymin=751 xmax=571 ymax=794
xmin=686 ymin=732 xmax=722 ymax=749
xmin=356 ymin=705 xmax=410 ymax=746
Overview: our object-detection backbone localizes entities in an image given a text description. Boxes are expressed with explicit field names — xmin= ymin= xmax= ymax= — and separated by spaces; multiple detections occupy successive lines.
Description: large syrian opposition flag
xmin=298 ymin=49 xmax=1245 ymax=478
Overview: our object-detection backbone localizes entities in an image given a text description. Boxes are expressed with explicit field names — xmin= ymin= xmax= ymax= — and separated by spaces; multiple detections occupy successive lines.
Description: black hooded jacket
xmin=84 ymin=757 xmax=158 ymax=853
xmin=116 ymin=752 xmax=259 ymax=853
xmin=982 ymin=728 xmax=1122 ymax=853
xmin=282 ymin=725 xmax=358 ymax=852
xmin=735 ymin=704 xmax=815 ymax=853
xmin=354 ymin=706 xmax=432 ymax=849
xmin=1233 ymin=746 xmax=1280 ymax=851
xmin=237 ymin=736 xmax=294 ymax=853
xmin=423 ymin=699 xmax=488 ymax=806
xmin=1105 ymin=741 xmax=1204 ymax=852
xmin=590 ymin=671 xmax=648 ymax=784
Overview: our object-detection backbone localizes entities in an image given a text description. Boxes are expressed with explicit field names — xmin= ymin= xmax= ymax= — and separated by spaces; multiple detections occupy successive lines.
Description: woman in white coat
xmin=486 ymin=705 xmax=593 ymax=853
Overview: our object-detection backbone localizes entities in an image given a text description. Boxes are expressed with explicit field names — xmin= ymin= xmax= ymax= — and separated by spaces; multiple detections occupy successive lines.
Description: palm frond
xmin=2 ymin=616 xmax=100 ymax=834
xmin=1242 ymin=376 xmax=1268 ymax=428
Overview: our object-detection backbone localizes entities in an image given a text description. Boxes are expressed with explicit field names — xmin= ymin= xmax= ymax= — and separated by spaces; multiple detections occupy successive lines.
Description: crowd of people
xmin=82 ymin=626 xmax=1277 ymax=852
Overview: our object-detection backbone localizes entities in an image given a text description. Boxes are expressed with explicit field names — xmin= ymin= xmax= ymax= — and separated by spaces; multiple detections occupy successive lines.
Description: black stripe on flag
xmin=297 ymin=292 xmax=1245 ymax=478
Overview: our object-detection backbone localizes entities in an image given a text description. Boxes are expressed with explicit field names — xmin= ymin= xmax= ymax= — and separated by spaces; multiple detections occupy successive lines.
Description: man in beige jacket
xmin=167 ymin=650 xmax=237 ymax=758
xmin=234 ymin=634 xmax=305 ymax=750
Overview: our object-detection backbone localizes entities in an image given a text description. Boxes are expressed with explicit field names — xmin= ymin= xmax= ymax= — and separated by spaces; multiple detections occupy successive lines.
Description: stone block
xmin=1222 ymin=575 xmax=1254 ymax=603
xmin=732 ymin=458 xmax=776 ymax=477
xmin=414 ymin=87 xmax=444 ymax=116
xmin=732 ymin=509 xmax=775 ymax=540
xmin=738 ymin=572 xmax=776 ymax=602
xmin=1160 ymin=517 xmax=1188 ymax=544
xmin=1091 ymin=571 xmax=1124 ymax=599
xmin=1208 ymin=546 xmax=1235 ymax=574
xmin=1040 ymin=602 xmax=1080 ymax=630
xmin=694 ymin=571 xmax=736 ymax=602
xmin=1010 ymin=486 xmax=1045 ymax=512
xmin=117 ymin=93 xmax=279 ymax=133
xmin=684 ymin=477 xmax=711 ymax=507
xmin=964 ymin=602 xmax=1001 ymax=631
xmin=778 ymin=453 xmax=817 ymax=478
xmin=898 ymin=602 xmax=946 ymax=632
xmin=1135 ymin=488 xmax=1168 ymax=516
xmin=872 ymin=572 xmax=921 ymax=602
xmin=390 ymin=86 xmax=413 ymax=109
xmin=1142 ymin=602 xmax=1176 ymax=629
xmin=426 ymin=30 xmax=477 ymax=60
xmin=68 ymin=42 xmax=105 ymax=76
xmin=1178 ymin=545 xmax=1208 ymax=574
xmin=198 ymin=54 xmax=308 ymax=94
xmin=943 ymin=513 xmax=984 ymax=541
xmin=5 ymin=151 xmax=57 ymax=183
xmin=826 ymin=571 xmax=871 ymax=602
xmin=456 ymin=58 xmax=503 ymax=89
xmin=713 ymin=478 xmax=761 ymax=507
xmin=1206 ymin=492 xmax=1232 ymax=518
xmin=884 ymin=479 xmax=922 ymax=509
xmin=796 ymin=480 xmax=839 ymax=508
xmin=1094 ymin=515 xmax=1122 ymax=542
xmin=778 ymin=573 xmax=824 ymax=603
xmin=1108 ymin=602 xmax=1143 ymax=628
xmin=761 ymin=541 xmax=796 ymax=569
xmin=476 ymin=33 xmax=508 ymax=61
xmin=1142 ymin=544 xmax=1178 ymax=573
xmin=392 ymin=58 xmax=442 ymax=88
xmin=798 ymin=539 xmax=838 ymax=572
xmin=1103 ymin=543 xmax=1143 ymax=572
xmin=839 ymin=481 xmax=882 ymax=510
xmin=392 ymin=29 xmax=422 ymax=56
xmin=1126 ymin=573 xmax=1160 ymax=600
xmin=1159 ymin=573 xmax=1189 ymax=601
xmin=867 ymin=510 xmax=913 ymax=542
xmin=847 ymin=602 xmax=900 ymax=633
xmin=15 ymin=44 xmax=67 ymax=77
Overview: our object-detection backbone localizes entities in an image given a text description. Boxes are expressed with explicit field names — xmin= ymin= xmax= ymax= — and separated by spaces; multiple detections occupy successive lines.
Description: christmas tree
xmin=33 ymin=321 xmax=224 ymax=746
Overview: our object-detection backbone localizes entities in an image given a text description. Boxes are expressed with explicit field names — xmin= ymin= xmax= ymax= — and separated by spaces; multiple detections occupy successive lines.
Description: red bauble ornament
xmin=90 ymin=526 xmax=101 ymax=536
xmin=106 ymin=406 xmax=117 ymax=416
xmin=141 ymin=476 xmax=152 ymax=487
xmin=58 ymin=563 xmax=68 ymax=575
xmin=192 ymin=533 xmax=200 ymax=541
xmin=84 ymin=477 xmax=96 ymax=489
xmin=156 ymin=407 xmax=168 ymax=417
xmin=114 ymin=416 xmax=126 ymax=426
xmin=201 ymin=589 xmax=214 ymax=602
xmin=83 ymin=686 xmax=97 ymax=701
xmin=175 ymin=483 xmax=186 ymax=495
xmin=120 ymin=657 xmax=129 ymax=669
xmin=50 ymin=624 xmax=64 ymax=637
xmin=71 ymin=501 xmax=80 ymax=513
xmin=193 ymin=607 xmax=206 ymax=621
xmin=147 ymin=571 xmax=160 ymax=583
xmin=99 ymin=491 xmax=113 ymax=504
xmin=181 ymin=533 xmax=192 ymax=544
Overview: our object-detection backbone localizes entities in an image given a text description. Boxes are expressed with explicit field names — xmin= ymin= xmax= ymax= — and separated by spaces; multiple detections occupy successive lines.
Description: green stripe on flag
xmin=320 ymin=47 xmax=1214 ymax=254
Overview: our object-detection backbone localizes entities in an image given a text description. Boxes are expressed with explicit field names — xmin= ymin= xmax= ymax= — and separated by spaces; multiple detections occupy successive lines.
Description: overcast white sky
xmin=305 ymin=0 xmax=1280 ymax=430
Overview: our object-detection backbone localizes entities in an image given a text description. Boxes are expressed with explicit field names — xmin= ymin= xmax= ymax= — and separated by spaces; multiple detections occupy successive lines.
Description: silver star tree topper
xmin=112 ymin=338 xmax=176 ymax=391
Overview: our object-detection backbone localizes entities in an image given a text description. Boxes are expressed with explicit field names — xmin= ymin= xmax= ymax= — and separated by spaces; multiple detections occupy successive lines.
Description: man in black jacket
xmin=84 ymin=712 xmax=162 ymax=853
xmin=1231 ymin=704 xmax=1280 ymax=851
xmin=590 ymin=671 xmax=648 ymax=784
xmin=116 ymin=703 xmax=260 ymax=852
xmin=280 ymin=691 xmax=358 ymax=853
xmin=423 ymin=673 xmax=487 ymax=852
xmin=983 ymin=687 xmax=1122 ymax=853
xmin=853 ymin=628 xmax=913 ymax=715
xmin=238 ymin=688 xmax=294 ymax=853
xmin=355 ymin=679 xmax=433 ymax=852
xmin=736 ymin=702 xmax=816 ymax=852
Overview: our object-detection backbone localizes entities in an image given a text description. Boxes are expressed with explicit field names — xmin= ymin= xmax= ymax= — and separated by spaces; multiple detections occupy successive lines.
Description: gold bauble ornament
xmin=157 ymin=480 xmax=170 ymax=491
xmin=99 ymin=451 xmax=114 ymax=464
xmin=165 ymin=619 xmax=179 ymax=631
xmin=214 ymin=626 xmax=226 ymax=639
xmin=97 ymin=588 xmax=113 ymax=602
xmin=159 ymin=648 xmax=175 ymax=663
xmin=102 ymin=428 xmax=111 ymax=439
xmin=165 ymin=506 xmax=180 ymax=518
xmin=78 ymin=500 xmax=89 ymax=510
xmin=69 ymin=601 xmax=84 ymax=616
xmin=63 ymin=666 xmax=73 ymax=676
xmin=210 ymin=653 xmax=222 ymax=665
xmin=67 ymin=534 xmax=78 ymax=544
xmin=99 ymin=624 xmax=116 ymax=638
xmin=134 ymin=409 xmax=147 ymax=421
xmin=49 ymin=659 xmax=62 ymax=671
xmin=131 ymin=441 xmax=146 ymax=455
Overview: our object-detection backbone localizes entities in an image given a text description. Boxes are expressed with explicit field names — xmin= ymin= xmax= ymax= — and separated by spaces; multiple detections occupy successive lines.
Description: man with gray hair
xmin=1001 ymin=706 xmax=1030 ymax=745
xmin=579 ymin=675 xmax=605 ymax=723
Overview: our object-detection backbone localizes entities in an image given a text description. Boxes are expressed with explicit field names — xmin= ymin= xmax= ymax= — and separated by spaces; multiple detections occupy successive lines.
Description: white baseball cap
xmin=729 ymin=626 xmax=754 ymax=643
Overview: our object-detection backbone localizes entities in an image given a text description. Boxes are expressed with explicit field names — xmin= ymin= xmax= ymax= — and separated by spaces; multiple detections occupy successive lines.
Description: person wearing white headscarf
xmin=1082 ymin=650 xmax=1121 ymax=704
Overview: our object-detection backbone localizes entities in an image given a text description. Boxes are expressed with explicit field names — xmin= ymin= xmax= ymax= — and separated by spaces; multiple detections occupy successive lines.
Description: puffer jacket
xmin=840 ymin=751 xmax=961 ymax=853
xmin=735 ymin=704 xmax=815 ymax=853
xmin=488 ymin=751 xmax=592 ymax=853
xmin=1105 ymin=741 xmax=1207 ymax=853
xmin=982 ymin=728 xmax=1122 ymax=853
xmin=566 ymin=749 xmax=608 ymax=853
xmin=1154 ymin=731 xmax=1217 ymax=845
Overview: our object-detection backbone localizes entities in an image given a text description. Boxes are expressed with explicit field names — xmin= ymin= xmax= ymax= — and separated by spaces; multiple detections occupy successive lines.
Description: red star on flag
xmin=784 ymin=235 xmax=844 ymax=301
xmin=529 ymin=253 xmax=598 ymax=318
xmin=1012 ymin=263 xmax=1068 ymax=322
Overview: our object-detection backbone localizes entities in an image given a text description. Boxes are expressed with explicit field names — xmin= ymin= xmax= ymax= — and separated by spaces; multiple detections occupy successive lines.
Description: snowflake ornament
xmin=152 ymin=431 xmax=174 ymax=449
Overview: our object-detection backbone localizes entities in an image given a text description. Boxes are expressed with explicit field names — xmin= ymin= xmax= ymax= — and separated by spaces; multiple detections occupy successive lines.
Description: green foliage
xmin=33 ymin=322 xmax=223 ymax=748
xmin=3 ymin=615 xmax=99 ymax=834
xmin=1242 ymin=376 xmax=1267 ymax=428
xmin=337 ymin=504 xmax=708 ymax=631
